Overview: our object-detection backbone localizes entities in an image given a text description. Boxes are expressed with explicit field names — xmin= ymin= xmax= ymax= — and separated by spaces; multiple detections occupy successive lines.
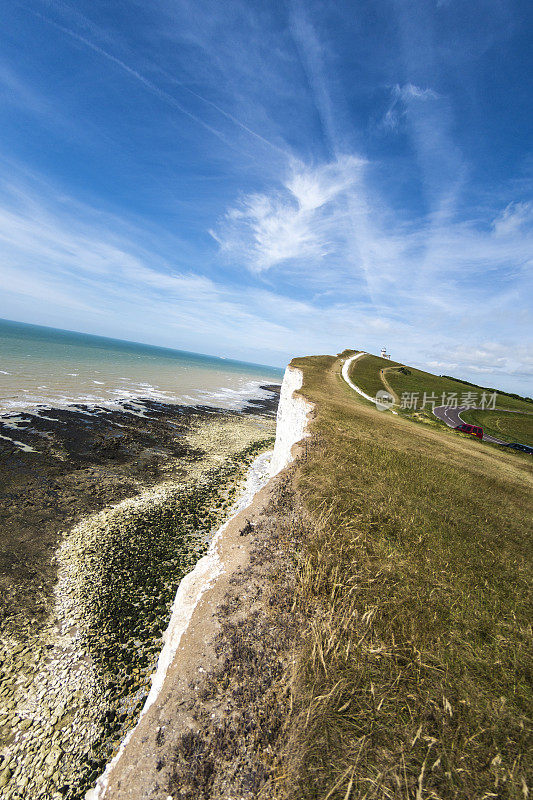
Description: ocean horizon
xmin=0 ymin=317 xmax=281 ymax=797
xmin=0 ymin=318 xmax=283 ymax=417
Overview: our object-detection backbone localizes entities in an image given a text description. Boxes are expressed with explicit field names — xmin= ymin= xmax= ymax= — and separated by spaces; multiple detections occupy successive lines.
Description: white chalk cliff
xmin=270 ymin=365 xmax=313 ymax=476
xmin=87 ymin=365 xmax=312 ymax=799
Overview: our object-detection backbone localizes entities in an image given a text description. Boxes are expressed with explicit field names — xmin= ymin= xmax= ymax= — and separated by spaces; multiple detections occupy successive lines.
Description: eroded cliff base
xmin=99 ymin=473 xmax=309 ymax=800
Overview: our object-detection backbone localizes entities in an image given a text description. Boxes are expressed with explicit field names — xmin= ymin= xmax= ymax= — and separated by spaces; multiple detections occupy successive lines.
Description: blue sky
xmin=0 ymin=0 xmax=531 ymax=391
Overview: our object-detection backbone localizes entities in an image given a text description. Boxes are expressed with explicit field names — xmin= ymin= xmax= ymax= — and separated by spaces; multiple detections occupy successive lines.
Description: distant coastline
xmin=0 ymin=318 xmax=283 ymax=418
xmin=0 ymin=318 xmax=283 ymax=798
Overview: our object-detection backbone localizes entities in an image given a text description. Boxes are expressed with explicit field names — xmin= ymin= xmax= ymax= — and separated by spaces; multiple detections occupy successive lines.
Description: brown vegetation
xmin=275 ymin=352 xmax=532 ymax=800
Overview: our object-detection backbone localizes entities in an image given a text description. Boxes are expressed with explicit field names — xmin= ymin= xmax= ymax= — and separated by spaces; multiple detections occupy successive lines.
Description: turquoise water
xmin=0 ymin=318 xmax=283 ymax=414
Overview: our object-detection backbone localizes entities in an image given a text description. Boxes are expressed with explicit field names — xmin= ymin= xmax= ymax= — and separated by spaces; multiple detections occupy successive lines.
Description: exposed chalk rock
xmin=270 ymin=366 xmax=313 ymax=476
xmin=86 ymin=362 xmax=313 ymax=800
xmin=86 ymin=450 xmax=273 ymax=800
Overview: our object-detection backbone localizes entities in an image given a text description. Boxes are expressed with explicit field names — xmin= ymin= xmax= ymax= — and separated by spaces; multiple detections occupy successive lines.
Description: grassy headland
xmin=277 ymin=351 xmax=532 ymax=800
xmin=348 ymin=353 xmax=533 ymax=413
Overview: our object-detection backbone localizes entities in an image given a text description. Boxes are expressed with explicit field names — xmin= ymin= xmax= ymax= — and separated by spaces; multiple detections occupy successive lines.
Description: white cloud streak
xmin=383 ymin=83 xmax=441 ymax=129
xmin=2 ymin=2 xmax=531 ymax=392
xmin=0 ymin=168 xmax=530 ymax=389
xmin=27 ymin=6 xmax=287 ymax=157
xmin=211 ymin=156 xmax=365 ymax=272
xmin=211 ymin=152 xmax=532 ymax=389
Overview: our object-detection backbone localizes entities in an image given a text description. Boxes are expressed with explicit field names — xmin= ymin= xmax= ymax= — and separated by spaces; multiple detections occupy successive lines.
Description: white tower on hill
xmin=380 ymin=347 xmax=391 ymax=360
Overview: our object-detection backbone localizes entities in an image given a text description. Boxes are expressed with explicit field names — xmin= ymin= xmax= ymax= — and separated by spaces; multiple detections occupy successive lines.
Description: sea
xmin=0 ymin=317 xmax=283 ymax=798
xmin=0 ymin=318 xmax=283 ymax=417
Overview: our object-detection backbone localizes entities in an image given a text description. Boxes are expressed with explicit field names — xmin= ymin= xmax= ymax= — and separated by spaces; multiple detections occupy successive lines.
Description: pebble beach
xmin=0 ymin=392 xmax=278 ymax=799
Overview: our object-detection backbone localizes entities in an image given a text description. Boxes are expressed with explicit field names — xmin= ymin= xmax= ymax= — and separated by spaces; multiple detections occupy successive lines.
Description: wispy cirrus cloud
xmin=0 ymin=167 xmax=398 ymax=364
xmin=383 ymin=83 xmax=441 ymax=130
xmin=24 ymin=2 xmax=291 ymax=163
xmin=211 ymin=152 xmax=532 ymax=287
xmin=210 ymin=156 xmax=365 ymax=272
xmin=210 ymin=147 xmax=532 ymax=374
xmin=0 ymin=0 xmax=531 ymax=392
xmin=0 ymin=163 xmax=530 ymax=388
xmin=492 ymin=201 xmax=533 ymax=237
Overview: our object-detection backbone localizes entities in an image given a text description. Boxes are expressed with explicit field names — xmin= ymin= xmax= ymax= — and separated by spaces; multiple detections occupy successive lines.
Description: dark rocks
xmin=0 ymin=405 xmax=276 ymax=800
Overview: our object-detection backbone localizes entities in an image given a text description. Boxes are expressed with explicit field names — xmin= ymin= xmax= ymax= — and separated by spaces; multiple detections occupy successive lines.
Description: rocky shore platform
xmin=91 ymin=469 xmax=310 ymax=800
xmin=0 ymin=387 xmax=279 ymax=799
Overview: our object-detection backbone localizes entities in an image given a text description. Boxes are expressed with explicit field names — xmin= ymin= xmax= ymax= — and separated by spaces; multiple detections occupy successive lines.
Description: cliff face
xmin=270 ymin=366 xmax=313 ymax=476
xmin=86 ymin=365 xmax=314 ymax=800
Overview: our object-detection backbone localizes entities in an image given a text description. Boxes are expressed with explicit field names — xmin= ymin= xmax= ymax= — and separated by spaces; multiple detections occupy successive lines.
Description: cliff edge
xmin=86 ymin=366 xmax=313 ymax=799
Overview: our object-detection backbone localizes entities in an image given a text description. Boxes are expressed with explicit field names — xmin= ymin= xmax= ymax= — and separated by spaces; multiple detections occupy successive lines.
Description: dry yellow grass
xmin=276 ymin=352 xmax=532 ymax=800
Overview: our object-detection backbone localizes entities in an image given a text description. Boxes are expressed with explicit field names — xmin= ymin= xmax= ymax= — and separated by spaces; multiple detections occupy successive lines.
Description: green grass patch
xmin=461 ymin=408 xmax=533 ymax=447
xmin=347 ymin=353 xmax=403 ymax=400
xmin=349 ymin=353 xmax=532 ymax=413
xmin=277 ymin=352 xmax=532 ymax=800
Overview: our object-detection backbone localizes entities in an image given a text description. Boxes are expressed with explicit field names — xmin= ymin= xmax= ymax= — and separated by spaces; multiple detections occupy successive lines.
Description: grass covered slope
xmin=461 ymin=408 xmax=533 ymax=447
xmin=280 ymin=353 xmax=532 ymax=800
xmin=349 ymin=353 xmax=533 ymax=413
xmin=346 ymin=352 xmax=405 ymax=399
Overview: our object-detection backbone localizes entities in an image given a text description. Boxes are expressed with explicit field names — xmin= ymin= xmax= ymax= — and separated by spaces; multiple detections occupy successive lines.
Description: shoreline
xmin=0 ymin=386 xmax=280 ymax=429
xmin=0 ymin=391 xmax=279 ymax=640
xmin=86 ymin=449 xmax=274 ymax=800
xmin=0 ymin=390 xmax=279 ymax=799
xmin=88 ymin=365 xmax=314 ymax=799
